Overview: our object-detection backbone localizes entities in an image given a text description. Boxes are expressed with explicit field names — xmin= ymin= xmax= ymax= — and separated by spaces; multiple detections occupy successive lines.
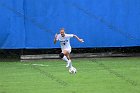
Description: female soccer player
xmin=54 ymin=28 xmax=84 ymax=72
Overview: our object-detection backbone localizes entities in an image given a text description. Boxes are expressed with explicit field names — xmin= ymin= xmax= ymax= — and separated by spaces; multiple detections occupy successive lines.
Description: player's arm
xmin=54 ymin=34 xmax=58 ymax=44
xmin=73 ymin=34 xmax=84 ymax=43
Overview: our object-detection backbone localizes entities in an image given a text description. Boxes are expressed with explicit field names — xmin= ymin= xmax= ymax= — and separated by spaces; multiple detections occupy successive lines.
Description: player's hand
xmin=55 ymin=33 xmax=58 ymax=39
xmin=79 ymin=39 xmax=84 ymax=43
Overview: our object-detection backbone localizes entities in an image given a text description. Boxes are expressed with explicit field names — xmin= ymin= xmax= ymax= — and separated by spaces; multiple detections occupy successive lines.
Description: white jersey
xmin=56 ymin=34 xmax=74 ymax=50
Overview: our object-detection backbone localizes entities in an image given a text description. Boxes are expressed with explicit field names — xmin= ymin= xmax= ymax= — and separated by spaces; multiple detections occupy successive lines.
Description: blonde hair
xmin=60 ymin=28 xmax=65 ymax=31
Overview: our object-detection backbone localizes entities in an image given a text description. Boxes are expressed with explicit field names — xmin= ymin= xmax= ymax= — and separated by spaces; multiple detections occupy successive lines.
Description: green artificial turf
xmin=0 ymin=57 xmax=140 ymax=93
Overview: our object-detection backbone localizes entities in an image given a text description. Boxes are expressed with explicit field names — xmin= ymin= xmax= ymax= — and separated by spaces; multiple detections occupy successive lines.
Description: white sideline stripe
xmin=32 ymin=64 xmax=49 ymax=67
xmin=23 ymin=63 xmax=67 ymax=67
xmin=23 ymin=63 xmax=49 ymax=67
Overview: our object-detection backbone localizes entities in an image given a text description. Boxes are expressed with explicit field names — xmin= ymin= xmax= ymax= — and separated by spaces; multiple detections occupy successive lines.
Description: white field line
xmin=23 ymin=63 xmax=66 ymax=67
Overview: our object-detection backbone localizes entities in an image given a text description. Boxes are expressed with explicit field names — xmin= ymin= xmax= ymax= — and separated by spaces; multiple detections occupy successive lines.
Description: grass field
xmin=0 ymin=57 xmax=140 ymax=93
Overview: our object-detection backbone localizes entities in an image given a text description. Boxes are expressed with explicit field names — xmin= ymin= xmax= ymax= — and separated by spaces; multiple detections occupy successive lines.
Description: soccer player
xmin=54 ymin=28 xmax=84 ymax=71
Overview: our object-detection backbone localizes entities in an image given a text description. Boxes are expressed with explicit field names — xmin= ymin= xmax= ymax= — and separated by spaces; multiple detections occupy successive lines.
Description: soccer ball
xmin=69 ymin=67 xmax=77 ymax=74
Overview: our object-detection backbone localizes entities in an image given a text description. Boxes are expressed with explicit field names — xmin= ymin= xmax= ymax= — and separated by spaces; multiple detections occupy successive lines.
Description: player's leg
xmin=59 ymin=51 xmax=69 ymax=63
xmin=60 ymin=50 xmax=72 ymax=68
xmin=63 ymin=49 xmax=73 ymax=68
xmin=67 ymin=53 xmax=77 ymax=73
xmin=66 ymin=53 xmax=71 ymax=60
xmin=66 ymin=53 xmax=73 ymax=68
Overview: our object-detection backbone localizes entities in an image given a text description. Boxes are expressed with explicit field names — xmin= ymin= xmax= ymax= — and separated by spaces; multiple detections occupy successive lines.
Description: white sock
xmin=62 ymin=56 xmax=69 ymax=62
xmin=68 ymin=60 xmax=73 ymax=68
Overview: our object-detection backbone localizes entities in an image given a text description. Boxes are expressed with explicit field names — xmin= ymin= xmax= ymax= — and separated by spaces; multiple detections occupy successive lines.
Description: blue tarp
xmin=0 ymin=0 xmax=140 ymax=49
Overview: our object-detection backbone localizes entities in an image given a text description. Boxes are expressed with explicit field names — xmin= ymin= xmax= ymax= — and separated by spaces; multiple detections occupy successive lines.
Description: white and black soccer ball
xmin=69 ymin=67 xmax=77 ymax=74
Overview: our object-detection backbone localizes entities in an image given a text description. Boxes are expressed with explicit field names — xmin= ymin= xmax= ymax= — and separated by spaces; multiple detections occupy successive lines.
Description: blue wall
xmin=0 ymin=0 xmax=140 ymax=49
